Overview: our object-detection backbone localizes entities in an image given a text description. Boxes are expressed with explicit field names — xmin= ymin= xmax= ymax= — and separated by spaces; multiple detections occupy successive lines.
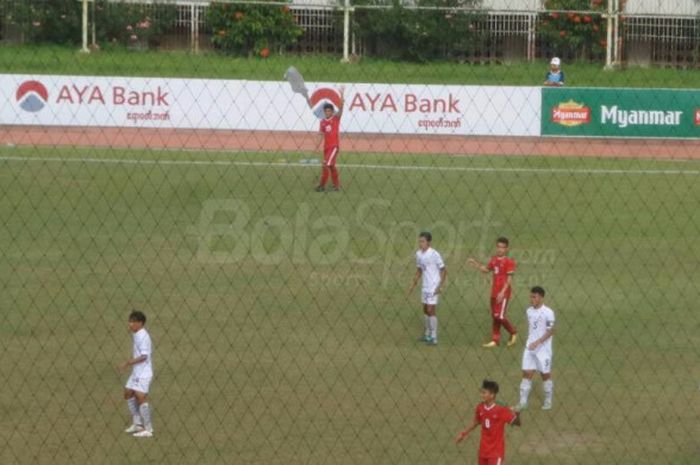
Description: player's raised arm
xmin=467 ymin=257 xmax=489 ymax=274
xmin=336 ymin=86 xmax=345 ymax=118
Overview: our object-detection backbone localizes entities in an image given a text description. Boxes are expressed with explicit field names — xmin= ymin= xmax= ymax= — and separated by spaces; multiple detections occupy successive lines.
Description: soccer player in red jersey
xmin=455 ymin=379 xmax=520 ymax=465
xmin=468 ymin=237 xmax=518 ymax=348
xmin=314 ymin=86 xmax=344 ymax=192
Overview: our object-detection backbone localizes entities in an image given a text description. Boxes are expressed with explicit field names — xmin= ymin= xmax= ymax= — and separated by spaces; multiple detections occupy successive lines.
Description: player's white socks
xmin=127 ymin=398 xmax=142 ymax=426
xmin=519 ymin=379 xmax=532 ymax=406
xmin=543 ymin=380 xmax=554 ymax=405
xmin=139 ymin=403 xmax=153 ymax=431
xmin=429 ymin=316 xmax=438 ymax=340
xmin=424 ymin=315 xmax=430 ymax=337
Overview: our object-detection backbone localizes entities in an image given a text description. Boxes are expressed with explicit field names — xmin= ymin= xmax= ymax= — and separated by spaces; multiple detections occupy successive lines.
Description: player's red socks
xmin=330 ymin=166 xmax=340 ymax=189
xmin=320 ymin=166 xmax=330 ymax=187
xmin=491 ymin=318 xmax=516 ymax=344
xmin=501 ymin=318 xmax=517 ymax=336
xmin=491 ymin=319 xmax=502 ymax=344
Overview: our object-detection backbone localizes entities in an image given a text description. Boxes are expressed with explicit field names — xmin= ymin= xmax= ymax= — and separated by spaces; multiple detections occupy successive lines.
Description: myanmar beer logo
xmin=551 ymin=100 xmax=591 ymax=127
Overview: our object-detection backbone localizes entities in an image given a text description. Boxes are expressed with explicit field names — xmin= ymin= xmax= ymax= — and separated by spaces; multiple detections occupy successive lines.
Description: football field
xmin=1 ymin=145 xmax=699 ymax=465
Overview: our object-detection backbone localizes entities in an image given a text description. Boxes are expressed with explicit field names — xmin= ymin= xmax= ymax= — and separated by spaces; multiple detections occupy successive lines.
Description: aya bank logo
xmin=16 ymin=80 xmax=49 ymax=113
xmin=309 ymin=88 xmax=342 ymax=119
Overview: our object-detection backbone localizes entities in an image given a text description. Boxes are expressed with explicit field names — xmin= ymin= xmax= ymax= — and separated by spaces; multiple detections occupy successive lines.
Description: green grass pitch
xmin=1 ymin=146 xmax=699 ymax=464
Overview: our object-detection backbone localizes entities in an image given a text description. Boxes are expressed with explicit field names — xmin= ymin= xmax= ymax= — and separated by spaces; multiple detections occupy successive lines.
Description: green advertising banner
xmin=541 ymin=87 xmax=700 ymax=138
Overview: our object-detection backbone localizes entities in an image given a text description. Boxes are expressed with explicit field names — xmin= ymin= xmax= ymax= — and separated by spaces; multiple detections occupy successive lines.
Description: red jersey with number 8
xmin=320 ymin=115 xmax=340 ymax=149
xmin=475 ymin=403 xmax=517 ymax=459
xmin=487 ymin=256 xmax=516 ymax=298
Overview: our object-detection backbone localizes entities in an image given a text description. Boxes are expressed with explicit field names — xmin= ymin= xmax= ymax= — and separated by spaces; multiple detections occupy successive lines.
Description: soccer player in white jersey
xmin=407 ymin=231 xmax=447 ymax=345
xmin=517 ymin=287 xmax=555 ymax=411
xmin=119 ymin=310 xmax=155 ymax=437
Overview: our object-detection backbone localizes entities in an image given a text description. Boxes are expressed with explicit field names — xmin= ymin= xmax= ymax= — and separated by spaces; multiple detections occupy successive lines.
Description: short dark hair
xmin=419 ymin=231 xmax=432 ymax=242
xmin=129 ymin=310 xmax=147 ymax=324
xmin=323 ymin=103 xmax=334 ymax=111
xmin=497 ymin=236 xmax=509 ymax=246
xmin=530 ymin=286 xmax=545 ymax=297
xmin=482 ymin=379 xmax=499 ymax=394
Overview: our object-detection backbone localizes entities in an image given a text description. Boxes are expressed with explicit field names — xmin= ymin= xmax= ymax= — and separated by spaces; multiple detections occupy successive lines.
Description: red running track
xmin=2 ymin=126 xmax=700 ymax=159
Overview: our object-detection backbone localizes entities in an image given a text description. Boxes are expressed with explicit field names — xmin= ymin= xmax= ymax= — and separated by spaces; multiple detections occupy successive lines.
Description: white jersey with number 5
xmin=416 ymin=247 xmax=445 ymax=293
xmin=526 ymin=305 xmax=555 ymax=353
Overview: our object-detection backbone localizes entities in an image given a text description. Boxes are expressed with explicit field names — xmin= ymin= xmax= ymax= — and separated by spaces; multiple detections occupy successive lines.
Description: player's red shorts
xmin=323 ymin=146 xmax=339 ymax=167
xmin=490 ymin=297 xmax=510 ymax=320
xmin=479 ymin=457 xmax=504 ymax=465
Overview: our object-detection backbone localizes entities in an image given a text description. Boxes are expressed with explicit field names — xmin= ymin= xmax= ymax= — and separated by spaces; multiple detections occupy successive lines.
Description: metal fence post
xmin=527 ymin=13 xmax=536 ymax=61
xmin=191 ymin=3 xmax=200 ymax=53
xmin=341 ymin=0 xmax=351 ymax=62
xmin=91 ymin=0 xmax=96 ymax=48
xmin=605 ymin=0 xmax=613 ymax=68
xmin=81 ymin=0 xmax=90 ymax=53
xmin=613 ymin=0 xmax=621 ymax=64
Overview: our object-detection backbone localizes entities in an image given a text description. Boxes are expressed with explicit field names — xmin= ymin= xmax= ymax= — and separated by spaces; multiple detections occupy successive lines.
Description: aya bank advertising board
xmin=0 ymin=74 xmax=542 ymax=137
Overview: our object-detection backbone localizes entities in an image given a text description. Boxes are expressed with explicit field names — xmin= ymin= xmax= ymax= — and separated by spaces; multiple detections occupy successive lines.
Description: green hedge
xmin=94 ymin=1 xmax=177 ymax=49
xmin=353 ymin=0 xmax=486 ymax=62
xmin=539 ymin=0 xmax=611 ymax=60
xmin=5 ymin=0 xmax=176 ymax=49
xmin=207 ymin=1 xmax=303 ymax=57
xmin=7 ymin=0 xmax=81 ymax=45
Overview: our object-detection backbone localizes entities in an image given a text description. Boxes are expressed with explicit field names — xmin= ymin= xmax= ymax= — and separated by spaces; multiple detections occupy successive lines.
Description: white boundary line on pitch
xmin=0 ymin=155 xmax=699 ymax=176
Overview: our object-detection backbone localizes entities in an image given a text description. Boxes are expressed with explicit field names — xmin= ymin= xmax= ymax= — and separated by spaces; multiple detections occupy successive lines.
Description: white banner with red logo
xmin=0 ymin=74 xmax=541 ymax=137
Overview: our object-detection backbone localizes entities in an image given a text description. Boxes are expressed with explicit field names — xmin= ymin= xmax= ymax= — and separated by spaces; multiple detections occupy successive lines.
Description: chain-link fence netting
xmin=1 ymin=0 xmax=699 ymax=464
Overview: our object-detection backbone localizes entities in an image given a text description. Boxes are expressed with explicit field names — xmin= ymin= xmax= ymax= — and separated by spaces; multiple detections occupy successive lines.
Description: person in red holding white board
xmin=311 ymin=86 xmax=344 ymax=192
xmin=467 ymin=237 xmax=518 ymax=348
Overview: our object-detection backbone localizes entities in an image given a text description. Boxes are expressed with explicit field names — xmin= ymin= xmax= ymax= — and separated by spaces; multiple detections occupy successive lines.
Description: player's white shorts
xmin=421 ymin=290 xmax=439 ymax=306
xmin=522 ymin=348 xmax=552 ymax=374
xmin=125 ymin=374 xmax=152 ymax=394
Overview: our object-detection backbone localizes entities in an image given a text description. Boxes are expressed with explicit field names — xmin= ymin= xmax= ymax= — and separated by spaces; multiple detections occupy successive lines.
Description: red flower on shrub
xmin=599 ymin=39 xmax=607 ymax=47
xmin=260 ymin=47 xmax=270 ymax=58
xmin=551 ymin=12 xmax=559 ymax=19
xmin=234 ymin=11 xmax=244 ymax=20
xmin=559 ymin=30 xmax=566 ymax=37
xmin=573 ymin=15 xmax=581 ymax=23
xmin=583 ymin=15 xmax=592 ymax=23
xmin=567 ymin=12 xmax=575 ymax=20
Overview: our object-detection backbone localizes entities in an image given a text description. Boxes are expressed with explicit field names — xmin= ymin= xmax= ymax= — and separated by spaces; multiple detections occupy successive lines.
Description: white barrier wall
xmin=0 ymin=74 xmax=542 ymax=137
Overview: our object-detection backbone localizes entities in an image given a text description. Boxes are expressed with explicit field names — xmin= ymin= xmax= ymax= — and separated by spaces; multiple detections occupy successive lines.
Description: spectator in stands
xmin=544 ymin=57 xmax=565 ymax=86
